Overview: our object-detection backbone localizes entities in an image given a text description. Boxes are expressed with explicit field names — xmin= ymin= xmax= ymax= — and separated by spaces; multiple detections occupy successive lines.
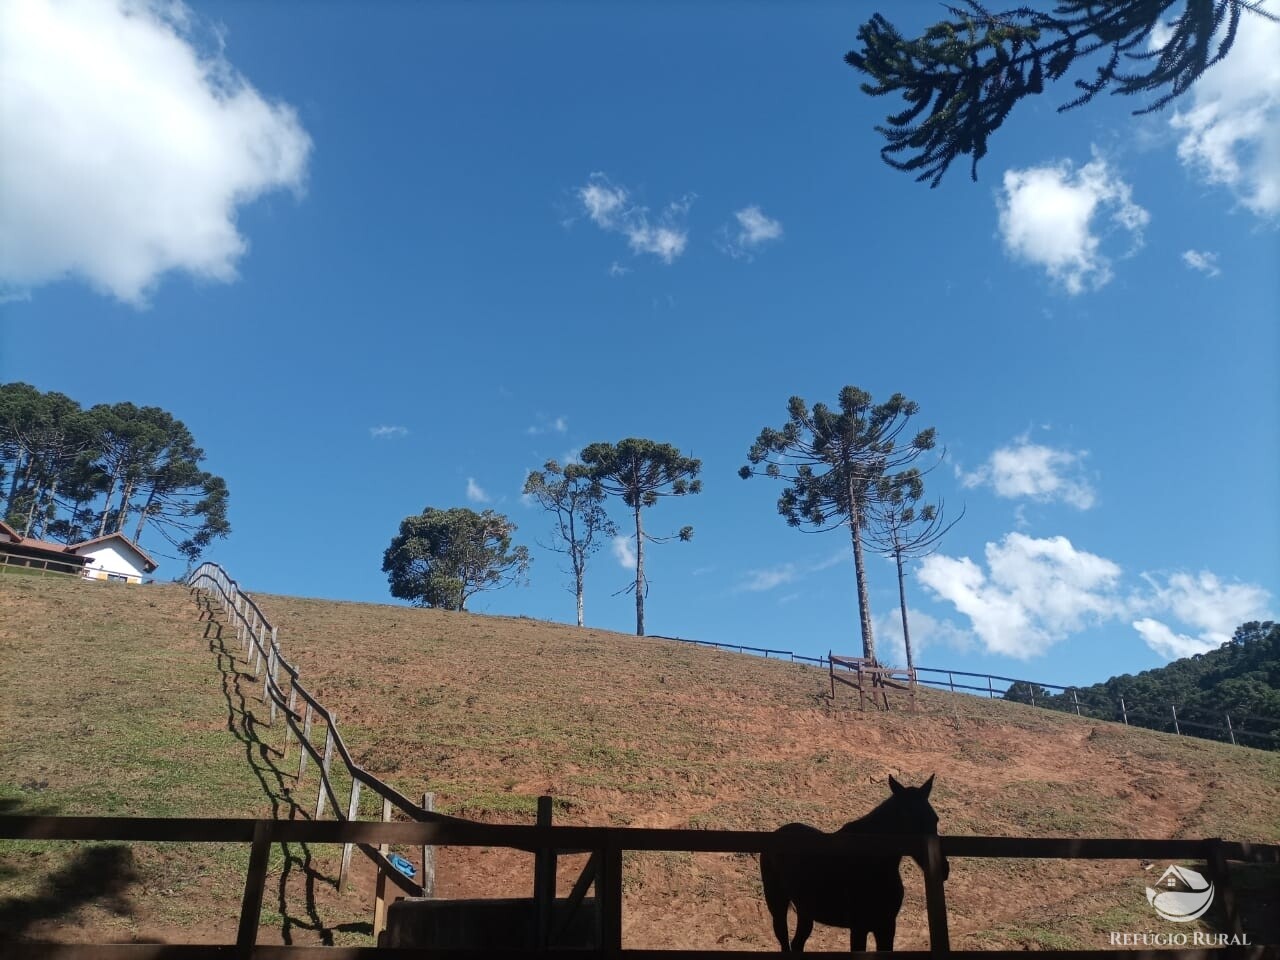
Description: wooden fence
xmin=639 ymin=633 xmax=1278 ymax=751
xmin=2 ymin=813 xmax=1277 ymax=958
xmin=829 ymin=653 xmax=917 ymax=711
xmin=185 ymin=562 xmax=467 ymax=934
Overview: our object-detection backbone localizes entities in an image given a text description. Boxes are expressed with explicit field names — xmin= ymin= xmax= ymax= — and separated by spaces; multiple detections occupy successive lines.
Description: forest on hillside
xmin=1007 ymin=621 xmax=1280 ymax=749
xmin=0 ymin=382 xmax=228 ymax=566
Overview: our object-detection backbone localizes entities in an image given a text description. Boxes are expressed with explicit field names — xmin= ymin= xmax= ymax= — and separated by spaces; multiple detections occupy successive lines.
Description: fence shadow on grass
xmin=0 ymin=800 xmax=137 ymax=941
xmin=198 ymin=593 xmax=370 ymax=945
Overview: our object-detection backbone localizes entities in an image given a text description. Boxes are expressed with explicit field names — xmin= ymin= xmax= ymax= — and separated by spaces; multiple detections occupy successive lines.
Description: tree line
xmin=382 ymin=385 xmax=958 ymax=669
xmin=0 ymin=382 xmax=230 ymax=567
xmin=1010 ymin=621 xmax=1280 ymax=749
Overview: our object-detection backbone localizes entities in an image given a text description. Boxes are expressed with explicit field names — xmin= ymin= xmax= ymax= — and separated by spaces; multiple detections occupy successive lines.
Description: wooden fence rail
xmin=185 ymin=563 xmax=468 ymax=913
xmin=2 ymin=815 xmax=1277 ymax=959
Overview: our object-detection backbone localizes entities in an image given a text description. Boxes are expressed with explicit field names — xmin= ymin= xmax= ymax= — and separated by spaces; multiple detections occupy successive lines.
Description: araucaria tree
xmin=846 ymin=1 xmax=1276 ymax=186
xmin=579 ymin=439 xmax=701 ymax=637
xmin=740 ymin=387 xmax=937 ymax=663
xmin=865 ymin=470 xmax=962 ymax=671
xmin=0 ymin=383 xmax=230 ymax=566
xmin=523 ymin=459 xmax=617 ymax=627
xmin=382 ymin=506 xmax=530 ymax=611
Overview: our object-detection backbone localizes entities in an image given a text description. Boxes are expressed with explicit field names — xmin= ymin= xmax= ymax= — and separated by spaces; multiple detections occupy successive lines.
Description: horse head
xmin=887 ymin=773 xmax=950 ymax=881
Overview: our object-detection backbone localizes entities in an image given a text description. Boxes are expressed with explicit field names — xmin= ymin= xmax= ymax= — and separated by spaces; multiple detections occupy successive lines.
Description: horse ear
xmin=922 ymin=774 xmax=936 ymax=797
xmin=888 ymin=775 xmax=904 ymax=796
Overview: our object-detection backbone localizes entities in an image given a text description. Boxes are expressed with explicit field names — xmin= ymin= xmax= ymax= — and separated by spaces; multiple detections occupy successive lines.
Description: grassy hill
xmin=2 ymin=573 xmax=1277 ymax=949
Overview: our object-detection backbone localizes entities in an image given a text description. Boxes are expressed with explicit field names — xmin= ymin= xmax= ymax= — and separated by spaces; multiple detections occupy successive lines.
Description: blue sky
xmin=2 ymin=0 xmax=1277 ymax=689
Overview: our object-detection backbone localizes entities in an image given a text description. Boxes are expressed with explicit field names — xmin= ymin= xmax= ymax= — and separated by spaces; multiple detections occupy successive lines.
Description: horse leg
xmin=872 ymin=920 xmax=896 ymax=952
xmin=791 ymin=912 xmax=814 ymax=952
xmin=767 ymin=904 xmax=792 ymax=952
xmin=761 ymin=867 xmax=792 ymax=951
xmin=850 ymin=927 xmax=869 ymax=952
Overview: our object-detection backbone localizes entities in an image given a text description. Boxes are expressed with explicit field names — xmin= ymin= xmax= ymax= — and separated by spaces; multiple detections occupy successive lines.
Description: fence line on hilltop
xmin=186 ymin=561 xmax=465 ymax=937
xmin=649 ymin=633 xmax=1278 ymax=750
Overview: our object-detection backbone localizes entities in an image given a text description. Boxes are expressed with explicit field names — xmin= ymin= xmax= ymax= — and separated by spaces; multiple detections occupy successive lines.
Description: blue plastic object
xmin=387 ymin=853 xmax=417 ymax=879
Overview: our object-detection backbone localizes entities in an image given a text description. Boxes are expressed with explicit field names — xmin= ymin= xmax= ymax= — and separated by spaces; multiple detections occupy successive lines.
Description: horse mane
xmin=837 ymin=788 xmax=908 ymax=833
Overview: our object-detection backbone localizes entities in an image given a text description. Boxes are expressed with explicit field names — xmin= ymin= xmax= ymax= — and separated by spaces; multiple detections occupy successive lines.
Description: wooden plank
xmin=372 ymin=796 xmax=392 ymax=942
xmin=923 ymin=834 xmax=950 ymax=955
xmin=421 ymin=792 xmax=436 ymax=898
xmin=235 ymin=820 xmax=272 ymax=949
xmin=339 ymin=776 xmax=362 ymax=890
xmin=9 ymin=948 xmax=1280 ymax=960
xmin=314 ymin=724 xmax=336 ymax=820
xmin=534 ymin=795 xmax=556 ymax=948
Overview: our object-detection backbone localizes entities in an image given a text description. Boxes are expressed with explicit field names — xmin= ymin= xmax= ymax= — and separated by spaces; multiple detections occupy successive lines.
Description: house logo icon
xmin=1146 ymin=865 xmax=1215 ymax=923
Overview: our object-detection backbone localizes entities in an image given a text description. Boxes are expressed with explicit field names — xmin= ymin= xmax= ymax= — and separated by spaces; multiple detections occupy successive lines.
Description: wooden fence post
xmin=1207 ymin=840 xmax=1243 ymax=938
xmin=261 ymin=649 xmax=274 ymax=709
xmin=923 ymin=834 xmax=950 ymax=956
xmin=599 ymin=833 xmax=623 ymax=953
xmin=1225 ymin=713 xmax=1237 ymax=746
xmin=296 ymin=702 xmax=313 ymax=781
xmin=1120 ymin=697 xmax=1129 ymax=725
xmin=282 ymin=684 xmax=298 ymax=758
xmin=534 ymin=795 xmax=556 ymax=949
xmin=373 ymin=796 xmax=393 ymax=942
xmin=422 ymin=792 xmax=436 ymax=898
xmin=339 ymin=776 xmax=363 ymax=891
xmin=236 ymin=819 xmax=273 ymax=951
xmin=1172 ymin=704 xmax=1181 ymax=736
xmin=987 ymin=675 xmax=994 ymax=699
xmin=1071 ymin=690 xmax=1081 ymax=716
xmin=314 ymin=722 xmax=336 ymax=820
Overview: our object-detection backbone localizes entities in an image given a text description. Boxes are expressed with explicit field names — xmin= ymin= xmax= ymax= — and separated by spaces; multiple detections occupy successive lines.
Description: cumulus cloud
xmin=1134 ymin=571 xmax=1273 ymax=658
xmin=997 ymin=155 xmax=1148 ymax=294
xmin=574 ymin=173 xmax=692 ymax=265
xmin=1167 ymin=3 xmax=1280 ymax=218
xmin=0 ymin=0 xmax=311 ymax=305
xmin=612 ymin=535 xmax=637 ymax=569
xmin=466 ymin=477 xmax=490 ymax=503
xmin=370 ymin=425 xmax=408 ymax=439
xmin=919 ymin=533 xmax=1124 ymax=658
xmin=1181 ymin=249 xmax=1222 ymax=277
xmin=958 ymin=435 xmax=1096 ymax=509
xmin=718 ymin=205 xmax=783 ymax=259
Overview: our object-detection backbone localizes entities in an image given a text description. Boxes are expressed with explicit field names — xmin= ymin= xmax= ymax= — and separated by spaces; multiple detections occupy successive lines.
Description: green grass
xmin=3 ymin=573 xmax=1277 ymax=950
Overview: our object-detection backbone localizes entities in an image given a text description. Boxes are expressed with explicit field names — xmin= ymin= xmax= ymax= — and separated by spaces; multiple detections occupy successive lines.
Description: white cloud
xmin=0 ymin=0 xmax=311 ymax=305
xmin=1132 ymin=618 xmax=1217 ymax=660
xmin=719 ymin=205 xmax=783 ymax=259
xmin=612 ymin=535 xmax=636 ymax=570
xmin=1135 ymin=571 xmax=1273 ymax=657
xmin=607 ymin=261 xmax=631 ymax=277
xmin=466 ymin=477 xmax=490 ymax=503
xmin=526 ymin=414 xmax=568 ymax=436
xmin=369 ymin=425 xmax=408 ymax=439
xmin=959 ymin=435 xmax=1096 ymax=509
xmin=574 ymin=173 xmax=692 ymax=265
xmin=919 ymin=533 xmax=1124 ymax=658
xmin=741 ymin=563 xmax=798 ymax=592
xmin=1181 ymin=249 xmax=1222 ymax=277
xmin=1168 ymin=3 xmax=1280 ymax=218
xmin=737 ymin=550 xmax=845 ymax=593
xmin=997 ymin=155 xmax=1149 ymax=294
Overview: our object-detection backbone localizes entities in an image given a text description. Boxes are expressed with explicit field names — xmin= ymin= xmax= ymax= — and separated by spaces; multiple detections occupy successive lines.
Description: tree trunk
xmin=5 ymin=450 xmax=26 ymax=511
xmin=133 ymin=486 xmax=158 ymax=543
xmin=848 ymin=494 xmax=877 ymax=663
xmin=895 ymin=548 xmax=914 ymax=671
xmin=633 ymin=504 xmax=645 ymax=636
xmin=114 ymin=477 xmax=137 ymax=533
xmin=575 ymin=567 xmax=585 ymax=627
xmin=97 ymin=467 xmax=121 ymax=537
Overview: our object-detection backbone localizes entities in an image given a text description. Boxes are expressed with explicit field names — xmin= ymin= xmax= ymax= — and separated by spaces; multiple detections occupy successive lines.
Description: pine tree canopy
xmin=846 ymin=0 xmax=1277 ymax=186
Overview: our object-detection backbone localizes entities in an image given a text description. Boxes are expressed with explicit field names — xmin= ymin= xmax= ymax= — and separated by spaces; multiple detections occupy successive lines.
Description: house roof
xmin=0 ymin=527 xmax=89 ymax=565
xmin=70 ymin=532 xmax=160 ymax=572
xmin=0 ymin=520 xmax=22 ymax=542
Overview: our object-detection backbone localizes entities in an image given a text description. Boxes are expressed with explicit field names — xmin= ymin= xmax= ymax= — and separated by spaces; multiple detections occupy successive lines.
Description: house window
xmin=107 ymin=573 xmax=128 ymax=583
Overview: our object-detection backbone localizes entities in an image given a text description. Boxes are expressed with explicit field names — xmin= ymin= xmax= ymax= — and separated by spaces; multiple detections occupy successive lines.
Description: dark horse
xmin=760 ymin=774 xmax=948 ymax=952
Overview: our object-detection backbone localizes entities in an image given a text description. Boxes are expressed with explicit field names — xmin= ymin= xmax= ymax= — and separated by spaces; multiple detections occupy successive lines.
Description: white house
xmin=71 ymin=533 xmax=159 ymax=583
